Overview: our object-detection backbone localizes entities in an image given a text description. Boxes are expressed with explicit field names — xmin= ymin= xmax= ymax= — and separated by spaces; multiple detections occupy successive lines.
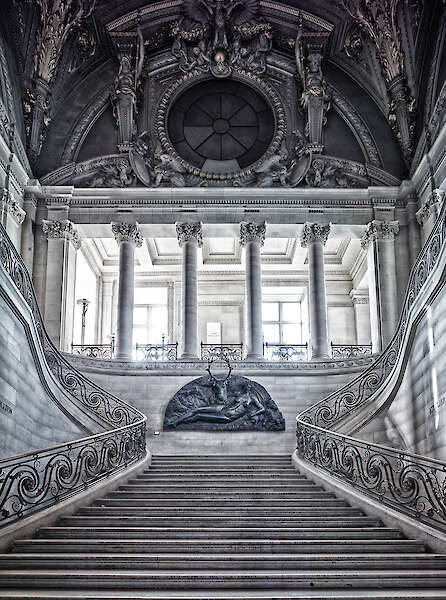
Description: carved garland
xmin=155 ymin=69 xmax=286 ymax=182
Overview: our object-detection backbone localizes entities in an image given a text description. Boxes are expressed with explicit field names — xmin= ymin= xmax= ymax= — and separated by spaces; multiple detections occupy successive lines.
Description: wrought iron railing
xmin=296 ymin=198 xmax=446 ymax=531
xmin=330 ymin=343 xmax=372 ymax=359
xmin=263 ymin=342 xmax=308 ymax=361
xmin=71 ymin=343 xmax=114 ymax=359
xmin=0 ymin=224 xmax=146 ymax=528
xmin=136 ymin=342 xmax=178 ymax=361
xmin=201 ymin=343 xmax=243 ymax=361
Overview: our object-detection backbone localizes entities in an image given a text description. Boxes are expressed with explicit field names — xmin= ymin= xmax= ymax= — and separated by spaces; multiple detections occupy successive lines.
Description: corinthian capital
xmin=361 ymin=220 xmax=399 ymax=250
xmin=0 ymin=189 xmax=25 ymax=225
xmin=301 ymin=223 xmax=330 ymax=247
xmin=42 ymin=219 xmax=81 ymax=250
xmin=176 ymin=223 xmax=203 ymax=247
xmin=239 ymin=222 xmax=266 ymax=247
xmin=416 ymin=190 xmax=445 ymax=225
xmin=112 ymin=222 xmax=143 ymax=247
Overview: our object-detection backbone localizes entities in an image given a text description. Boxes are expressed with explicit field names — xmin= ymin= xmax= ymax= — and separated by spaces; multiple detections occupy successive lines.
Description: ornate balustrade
xmin=330 ymin=343 xmax=372 ymax=359
xmin=0 ymin=224 xmax=147 ymax=528
xmin=201 ymin=343 xmax=243 ymax=361
xmin=264 ymin=343 xmax=309 ymax=361
xmin=296 ymin=198 xmax=446 ymax=532
xmin=71 ymin=343 xmax=114 ymax=359
xmin=136 ymin=342 xmax=178 ymax=361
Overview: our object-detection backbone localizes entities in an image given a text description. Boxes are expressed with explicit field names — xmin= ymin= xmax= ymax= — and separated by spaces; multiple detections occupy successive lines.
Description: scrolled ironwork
xmin=296 ymin=199 xmax=446 ymax=531
xmin=0 ymin=223 xmax=146 ymax=528
xmin=136 ymin=343 xmax=178 ymax=361
xmin=330 ymin=343 xmax=372 ymax=359
xmin=71 ymin=343 xmax=114 ymax=359
xmin=263 ymin=343 xmax=308 ymax=362
xmin=201 ymin=343 xmax=243 ymax=361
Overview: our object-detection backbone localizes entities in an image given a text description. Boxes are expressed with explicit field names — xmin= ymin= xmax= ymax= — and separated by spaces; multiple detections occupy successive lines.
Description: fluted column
xmin=112 ymin=222 xmax=142 ymax=361
xmin=42 ymin=219 xmax=81 ymax=351
xmin=361 ymin=220 xmax=399 ymax=352
xmin=20 ymin=193 xmax=37 ymax=276
xmin=301 ymin=223 xmax=330 ymax=360
xmin=240 ymin=222 xmax=265 ymax=361
xmin=177 ymin=223 xmax=202 ymax=359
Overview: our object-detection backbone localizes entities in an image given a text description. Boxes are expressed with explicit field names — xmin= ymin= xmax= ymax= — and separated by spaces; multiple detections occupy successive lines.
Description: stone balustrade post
xmin=240 ymin=222 xmax=265 ymax=361
xmin=112 ymin=222 xmax=142 ymax=361
xmin=177 ymin=223 xmax=202 ymax=360
xmin=42 ymin=219 xmax=81 ymax=351
xmin=301 ymin=223 xmax=330 ymax=360
xmin=361 ymin=220 xmax=399 ymax=352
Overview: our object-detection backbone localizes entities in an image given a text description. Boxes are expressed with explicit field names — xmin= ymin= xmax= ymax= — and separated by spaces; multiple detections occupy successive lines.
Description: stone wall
xmin=77 ymin=362 xmax=365 ymax=455
xmin=0 ymin=293 xmax=83 ymax=458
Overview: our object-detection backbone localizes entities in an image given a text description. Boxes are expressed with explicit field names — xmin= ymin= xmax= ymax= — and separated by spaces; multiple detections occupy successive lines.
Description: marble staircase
xmin=0 ymin=455 xmax=446 ymax=598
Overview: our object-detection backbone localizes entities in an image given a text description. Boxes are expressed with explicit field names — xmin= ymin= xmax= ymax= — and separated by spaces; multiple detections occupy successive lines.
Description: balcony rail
xmin=263 ymin=342 xmax=309 ymax=361
xmin=201 ymin=343 xmax=243 ymax=361
xmin=71 ymin=343 xmax=114 ymax=359
xmin=136 ymin=342 xmax=178 ymax=361
xmin=0 ymin=223 xmax=146 ymax=528
xmin=330 ymin=343 xmax=372 ymax=359
xmin=296 ymin=198 xmax=446 ymax=532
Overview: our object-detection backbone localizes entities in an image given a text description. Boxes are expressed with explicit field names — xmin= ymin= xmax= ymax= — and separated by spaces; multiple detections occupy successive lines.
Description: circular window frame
xmin=156 ymin=69 xmax=287 ymax=182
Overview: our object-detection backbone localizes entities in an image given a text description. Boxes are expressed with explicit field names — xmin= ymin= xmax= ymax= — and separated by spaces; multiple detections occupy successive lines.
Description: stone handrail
xmin=296 ymin=198 xmax=446 ymax=531
xmin=0 ymin=224 xmax=146 ymax=527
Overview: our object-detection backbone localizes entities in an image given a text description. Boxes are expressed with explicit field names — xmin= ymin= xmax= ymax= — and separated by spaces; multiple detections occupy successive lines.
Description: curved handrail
xmin=296 ymin=198 xmax=446 ymax=531
xmin=0 ymin=224 xmax=147 ymax=527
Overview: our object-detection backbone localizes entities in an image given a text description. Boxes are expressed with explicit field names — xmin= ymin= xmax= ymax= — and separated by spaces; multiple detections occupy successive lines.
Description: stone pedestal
xmin=240 ymin=222 xmax=265 ymax=361
xmin=112 ymin=222 xmax=142 ymax=361
xmin=42 ymin=219 xmax=81 ymax=351
xmin=301 ymin=223 xmax=330 ymax=360
xmin=177 ymin=223 xmax=202 ymax=359
xmin=361 ymin=220 xmax=399 ymax=352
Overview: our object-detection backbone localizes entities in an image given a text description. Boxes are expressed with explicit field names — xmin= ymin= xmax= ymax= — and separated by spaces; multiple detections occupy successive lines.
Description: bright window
xmin=133 ymin=287 xmax=168 ymax=344
xmin=262 ymin=301 xmax=302 ymax=344
xmin=73 ymin=252 xmax=97 ymax=344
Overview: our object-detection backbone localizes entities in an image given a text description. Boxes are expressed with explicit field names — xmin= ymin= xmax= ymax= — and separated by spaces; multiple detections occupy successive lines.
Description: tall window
xmin=262 ymin=301 xmax=302 ymax=344
xmin=73 ymin=252 xmax=97 ymax=344
xmin=133 ymin=287 xmax=168 ymax=344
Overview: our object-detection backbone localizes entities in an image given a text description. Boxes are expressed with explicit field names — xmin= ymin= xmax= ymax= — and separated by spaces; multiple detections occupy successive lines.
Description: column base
xmin=114 ymin=354 xmax=133 ymax=362
xmin=179 ymin=353 xmax=199 ymax=361
xmin=244 ymin=354 xmax=265 ymax=362
xmin=310 ymin=354 xmax=330 ymax=361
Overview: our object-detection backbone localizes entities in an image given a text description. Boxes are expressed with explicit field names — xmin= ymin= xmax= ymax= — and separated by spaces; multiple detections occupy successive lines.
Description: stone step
xmin=93 ymin=498 xmax=354 ymax=508
xmin=106 ymin=490 xmax=335 ymax=499
xmin=2 ymin=553 xmax=445 ymax=570
xmin=58 ymin=516 xmax=382 ymax=529
xmin=117 ymin=483 xmax=322 ymax=491
xmin=143 ymin=468 xmax=300 ymax=474
xmin=150 ymin=456 xmax=292 ymax=461
xmin=1 ymin=569 xmax=446 ymax=590
xmin=78 ymin=507 xmax=365 ymax=517
xmin=13 ymin=539 xmax=425 ymax=554
xmin=35 ymin=527 xmax=403 ymax=540
xmin=133 ymin=475 xmax=308 ymax=481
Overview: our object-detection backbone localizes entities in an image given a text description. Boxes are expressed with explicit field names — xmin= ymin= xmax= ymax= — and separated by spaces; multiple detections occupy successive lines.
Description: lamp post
xmin=76 ymin=298 xmax=90 ymax=346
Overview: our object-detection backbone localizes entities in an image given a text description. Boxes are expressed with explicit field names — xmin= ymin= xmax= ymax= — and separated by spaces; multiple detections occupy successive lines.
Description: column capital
xmin=42 ymin=219 xmax=81 ymax=250
xmin=416 ymin=190 xmax=444 ymax=225
xmin=112 ymin=222 xmax=143 ymax=247
xmin=240 ymin=222 xmax=266 ymax=247
xmin=361 ymin=220 xmax=399 ymax=250
xmin=176 ymin=222 xmax=203 ymax=247
xmin=301 ymin=223 xmax=330 ymax=248
xmin=350 ymin=289 xmax=369 ymax=305
xmin=0 ymin=188 xmax=25 ymax=225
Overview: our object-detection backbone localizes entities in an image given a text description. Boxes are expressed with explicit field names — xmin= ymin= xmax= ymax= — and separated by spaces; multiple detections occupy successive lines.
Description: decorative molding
xmin=176 ymin=222 xmax=203 ymax=247
xmin=301 ymin=223 xmax=330 ymax=247
xmin=111 ymin=222 xmax=143 ymax=247
xmin=42 ymin=219 xmax=81 ymax=250
xmin=0 ymin=189 xmax=25 ymax=225
xmin=360 ymin=219 xmax=400 ymax=250
xmin=240 ymin=222 xmax=266 ymax=247
xmin=416 ymin=190 xmax=445 ymax=225
xmin=350 ymin=289 xmax=369 ymax=305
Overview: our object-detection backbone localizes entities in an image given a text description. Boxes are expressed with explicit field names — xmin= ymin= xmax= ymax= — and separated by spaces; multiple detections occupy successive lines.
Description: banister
xmin=0 ymin=224 xmax=146 ymax=527
xmin=296 ymin=197 xmax=446 ymax=531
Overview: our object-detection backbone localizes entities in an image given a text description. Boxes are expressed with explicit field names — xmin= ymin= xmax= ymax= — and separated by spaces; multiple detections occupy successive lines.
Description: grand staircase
xmin=0 ymin=455 xmax=446 ymax=598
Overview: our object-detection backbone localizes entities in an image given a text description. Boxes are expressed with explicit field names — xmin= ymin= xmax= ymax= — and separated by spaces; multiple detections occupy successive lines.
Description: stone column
xmin=240 ymin=222 xmax=265 ymax=361
xmin=176 ymin=223 xmax=202 ymax=359
xmin=361 ymin=220 xmax=399 ymax=352
xmin=416 ymin=190 xmax=444 ymax=246
xmin=301 ymin=223 xmax=330 ymax=360
xmin=101 ymin=280 xmax=114 ymax=343
xmin=112 ymin=222 xmax=142 ymax=361
xmin=42 ymin=219 xmax=81 ymax=351
xmin=407 ymin=200 xmax=421 ymax=267
xmin=350 ymin=289 xmax=371 ymax=345
xmin=167 ymin=281 xmax=175 ymax=343
xmin=32 ymin=206 xmax=48 ymax=315
xmin=20 ymin=193 xmax=37 ymax=276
